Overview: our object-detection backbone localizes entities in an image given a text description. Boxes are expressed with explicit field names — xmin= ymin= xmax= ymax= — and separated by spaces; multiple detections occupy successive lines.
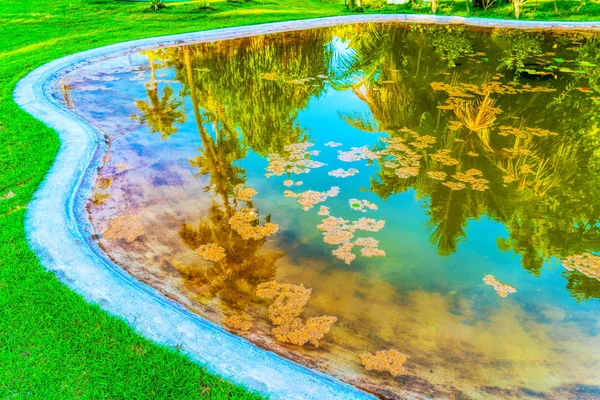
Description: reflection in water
xmin=57 ymin=23 xmax=600 ymax=399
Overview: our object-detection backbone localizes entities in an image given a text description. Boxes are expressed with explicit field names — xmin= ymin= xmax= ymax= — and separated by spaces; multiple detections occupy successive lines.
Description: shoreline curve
xmin=14 ymin=15 xmax=600 ymax=400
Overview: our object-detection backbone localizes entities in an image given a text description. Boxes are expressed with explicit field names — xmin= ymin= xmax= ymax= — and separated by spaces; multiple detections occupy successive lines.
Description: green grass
xmin=0 ymin=0 xmax=598 ymax=398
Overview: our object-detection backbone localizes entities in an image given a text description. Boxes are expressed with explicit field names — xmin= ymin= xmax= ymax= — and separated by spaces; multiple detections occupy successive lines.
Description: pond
xmin=53 ymin=23 xmax=600 ymax=399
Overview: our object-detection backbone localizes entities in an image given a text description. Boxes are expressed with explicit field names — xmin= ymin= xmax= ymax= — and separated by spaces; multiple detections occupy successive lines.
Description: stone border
xmin=14 ymin=15 xmax=600 ymax=400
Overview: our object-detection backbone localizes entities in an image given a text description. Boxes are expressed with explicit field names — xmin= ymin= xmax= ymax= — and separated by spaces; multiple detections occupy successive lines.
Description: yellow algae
xmin=228 ymin=208 xmax=279 ymax=240
xmin=467 ymin=151 xmax=479 ymax=157
xmin=256 ymin=281 xmax=311 ymax=324
xmin=103 ymin=215 xmax=144 ymax=243
xmin=256 ymin=281 xmax=337 ymax=347
xmin=498 ymin=125 xmax=558 ymax=138
xmin=323 ymin=230 xmax=354 ymax=245
xmin=395 ymin=166 xmax=420 ymax=179
xmin=324 ymin=141 xmax=343 ymax=148
xmin=222 ymin=312 xmax=253 ymax=331
xmin=431 ymin=149 xmax=459 ymax=166
xmin=266 ymin=142 xmax=325 ymax=177
xmin=453 ymin=169 xmax=490 ymax=191
xmin=113 ymin=163 xmax=134 ymax=174
xmin=354 ymin=237 xmax=379 ymax=248
xmin=98 ymin=177 xmax=113 ymax=189
xmin=359 ymin=350 xmax=408 ymax=377
xmin=233 ymin=184 xmax=257 ymax=202
xmin=332 ymin=243 xmax=356 ymax=265
xmin=91 ymin=192 xmax=110 ymax=206
xmin=349 ymin=199 xmax=378 ymax=213
xmin=328 ymin=168 xmax=359 ymax=178
xmin=361 ymin=247 xmax=386 ymax=258
xmin=442 ymin=181 xmax=467 ymax=191
xmin=338 ymin=146 xmax=380 ymax=162
xmin=196 ymin=243 xmax=227 ymax=263
xmin=562 ymin=253 xmax=600 ymax=281
xmin=272 ymin=316 xmax=338 ymax=347
xmin=283 ymin=180 xmax=294 ymax=187
xmin=427 ymin=171 xmax=448 ymax=181
xmin=284 ymin=187 xmax=340 ymax=211
xmin=351 ymin=217 xmax=385 ymax=233
xmin=483 ymin=274 xmax=517 ymax=298
xmin=317 ymin=206 xmax=330 ymax=217
xmin=295 ymin=181 xmax=303 ymax=186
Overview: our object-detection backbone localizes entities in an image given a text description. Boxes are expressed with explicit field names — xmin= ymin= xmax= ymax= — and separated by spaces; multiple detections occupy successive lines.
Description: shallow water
xmin=53 ymin=23 xmax=600 ymax=399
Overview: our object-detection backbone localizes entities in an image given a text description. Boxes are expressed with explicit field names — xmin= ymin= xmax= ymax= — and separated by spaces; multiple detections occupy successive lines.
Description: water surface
xmin=54 ymin=23 xmax=600 ymax=399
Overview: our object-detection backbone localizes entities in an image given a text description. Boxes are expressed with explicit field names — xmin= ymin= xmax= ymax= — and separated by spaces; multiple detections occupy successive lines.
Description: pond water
xmin=53 ymin=23 xmax=600 ymax=399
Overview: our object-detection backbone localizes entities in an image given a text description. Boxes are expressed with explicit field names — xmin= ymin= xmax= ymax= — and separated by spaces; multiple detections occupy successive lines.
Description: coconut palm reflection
xmin=132 ymin=51 xmax=186 ymax=140
xmin=335 ymin=25 xmax=600 ymax=299
xmin=135 ymin=26 xmax=600 ymax=303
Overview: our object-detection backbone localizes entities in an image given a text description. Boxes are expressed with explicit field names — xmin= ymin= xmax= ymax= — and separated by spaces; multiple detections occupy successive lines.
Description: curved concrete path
xmin=14 ymin=15 xmax=600 ymax=400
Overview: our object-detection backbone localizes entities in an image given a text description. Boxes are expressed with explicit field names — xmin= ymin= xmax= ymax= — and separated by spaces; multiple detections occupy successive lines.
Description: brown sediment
xmin=360 ymin=349 xmax=408 ymax=377
xmin=113 ymin=163 xmax=134 ymax=174
xmin=256 ymin=281 xmax=337 ymax=347
xmin=91 ymin=192 xmax=110 ymax=206
xmin=233 ymin=184 xmax=258 ymax=202
xmin=317 ymin=215 xmax=386 ymax=264
xmin=562 ymin=253 xmax=600 ymax=281
xmin=228 ymin=208 xmax=279 ymax=240
xmin=196 ymin=243 xmax=227 ymax=262
xmin=483 ymin=274 xmax=517 ymax=297
xmin=103 ymin=214 xmax=144 ymax=243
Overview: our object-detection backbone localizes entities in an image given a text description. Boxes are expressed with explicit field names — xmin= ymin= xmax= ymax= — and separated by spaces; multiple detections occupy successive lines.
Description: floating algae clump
xmin=324 ymin=141 xmax=343 ymax=148
xmin=338 ymin=146 xmax=380 ymax=162
xmin=284 ymin=187 xmax=340 ymax=211
xmin=228 ymin=208 xmax=279 ymax=240
xmin=103 ymin=215 xmax=144 ymax=243
xmin=483 ymin=274 xmax=517 ymax=297
xmin=222 ymin=312 xmax=253 ymax=331
xmin=317 ymin=206 xmax=330 ymax=216
xmin=427 ymin=171 xmax=448 ymax=181
xmin=196 ymin=243 xmax=227 ymax=262
xmin=431 ymin=149 xmax=460 ymax=166
xmin=359 ymin=349 xmax=408 ymax=377
xmin=256 ymin=281 xmax=337 ymax=347
xmin=452 ymin=168 xmax=489 ymax=191
xmin=328 ymin=168 xmax=359 ymax=178
xmin=266 ymin=142 xmax=325 ymax=177
xmin=317 ymin=216 xmax=386 ymax=264
xmin=348 ymin=199 xmax=378 ymax=213
xmin=562 ymin=253 xmax=600 ymax=281
xmin=233 ymin=184 xmax=257 ymax=202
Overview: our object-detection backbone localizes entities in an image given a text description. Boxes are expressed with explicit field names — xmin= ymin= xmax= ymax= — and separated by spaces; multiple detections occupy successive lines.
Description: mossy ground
xmin=0 ymin=0 xmax=598 ymax=398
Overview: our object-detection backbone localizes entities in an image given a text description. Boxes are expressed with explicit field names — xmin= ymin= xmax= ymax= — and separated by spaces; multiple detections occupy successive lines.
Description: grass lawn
xmin=0 ymin=0 xmax=598 ymax=398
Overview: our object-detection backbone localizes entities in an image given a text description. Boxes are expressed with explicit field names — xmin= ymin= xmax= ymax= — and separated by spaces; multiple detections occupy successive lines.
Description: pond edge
xmin=14 ymin=15 xmax=600 ymax=400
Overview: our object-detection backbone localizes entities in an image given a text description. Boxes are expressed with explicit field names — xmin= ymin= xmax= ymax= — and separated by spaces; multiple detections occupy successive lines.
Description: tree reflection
xmin=135 ymin=25 xmax=600 ymax=302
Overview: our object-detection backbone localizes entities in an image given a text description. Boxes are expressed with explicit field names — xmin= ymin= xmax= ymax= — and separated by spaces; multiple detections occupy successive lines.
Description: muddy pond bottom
xmin=53 ymin=22 xmax=600 ymax=399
